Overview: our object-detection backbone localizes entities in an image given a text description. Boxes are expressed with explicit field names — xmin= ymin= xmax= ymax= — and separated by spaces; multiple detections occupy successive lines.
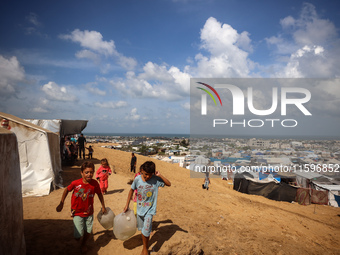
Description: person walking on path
xmin=95 ymin=158 xmax=112 ymax=194
xmin=202 ymin=169 xmax=211 ymax=190
xmin=124 ymin=161 xmax=171 ymax=255
xmin=56 ymin=161 xmax=107 ymax=253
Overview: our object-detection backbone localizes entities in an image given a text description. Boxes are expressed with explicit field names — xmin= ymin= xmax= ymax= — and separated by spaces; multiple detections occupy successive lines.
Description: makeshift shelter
xmin=24 ymin=119 xmax=88 ymax=137
xmin=195 ymin=156 xmax=209 ymax=165
xmin=0 ymin=128 xmax=26 ymax=254
xmin=311 ymin=180 xmax=340 ymax=207
xmin=233 ymin=172 xmax=297 ymax=202
xmin=24 ymin=118 xmax=88 ymax=166
xmin=0 ymin=112 xmax=62 ymax=196
xmin=294 ymin=170 xmax=325 ymax=188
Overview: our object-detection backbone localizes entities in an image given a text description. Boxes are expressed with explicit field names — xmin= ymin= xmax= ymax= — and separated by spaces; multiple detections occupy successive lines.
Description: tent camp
xmin=24 ymin=119 xmax=88 ymax=137
xmin=0 ymin=112 xmax=62 ymax=197
xmin=0 ymin=128 xmax=26 ymax=254
xmin=24 ymin=118 xmax=88 ymax=166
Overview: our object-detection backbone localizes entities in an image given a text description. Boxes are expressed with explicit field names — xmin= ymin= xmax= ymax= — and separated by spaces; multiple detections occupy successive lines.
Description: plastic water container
xmin=97 ymin=207 xmax=115 ymax=230
xmin=113 ymin=209 xmax=137 ymax=240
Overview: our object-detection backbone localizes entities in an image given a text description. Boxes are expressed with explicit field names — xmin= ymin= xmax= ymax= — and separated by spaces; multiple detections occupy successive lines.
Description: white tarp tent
xmin=0 ymin=112 xmax=62 ymax=197
xmin=24 ymin=119 xmax=88 ymax=137
xmin=0 ymin=128 xmax=26 ymax=254
xmin=24 ymin=118 xmax=88 ymax=166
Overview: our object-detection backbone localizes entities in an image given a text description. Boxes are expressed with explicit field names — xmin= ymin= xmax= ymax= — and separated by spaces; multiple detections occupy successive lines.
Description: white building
xmin=248 ymin=138 xmax=270 ymax=148
xmin=291 ymin=141 xmax=303 ymax=148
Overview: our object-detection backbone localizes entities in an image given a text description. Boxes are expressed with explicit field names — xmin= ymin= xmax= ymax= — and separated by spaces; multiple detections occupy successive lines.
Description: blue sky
xmin=0 ymin=0 xmax=339 ymax=135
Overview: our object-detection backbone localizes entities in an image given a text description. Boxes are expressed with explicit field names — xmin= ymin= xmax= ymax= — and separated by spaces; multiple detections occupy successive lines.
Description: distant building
xmin=281 ymin=143 xmax=291 ymax=150
xmin=248 ymin=138 xmax=269 ymax=148
xmin=291 ymin=141 xmax=303 ymax=149
xmin=236 ymin=140 xmax=248 ymax=147
xmin=304 ymin=143 xmax=312 ymax=149
xmin=212 ymin=149 xmax=223 ymax=157
xmin=131 ymin=138 xmax=146 ymax=145
xmin=270 ymin=143 xmax=280 ymax=149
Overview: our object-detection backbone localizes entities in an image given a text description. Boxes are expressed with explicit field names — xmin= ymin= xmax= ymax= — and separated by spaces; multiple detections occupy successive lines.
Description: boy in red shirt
xmin=56 ymin=161 xmax=107 ymax=253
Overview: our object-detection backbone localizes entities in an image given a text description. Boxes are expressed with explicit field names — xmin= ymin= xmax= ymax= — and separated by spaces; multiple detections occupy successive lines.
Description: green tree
xmin=139 ymin=145 xmax=148 ymax=155
xmin=180 ymin=139 xmax=189 ymax=147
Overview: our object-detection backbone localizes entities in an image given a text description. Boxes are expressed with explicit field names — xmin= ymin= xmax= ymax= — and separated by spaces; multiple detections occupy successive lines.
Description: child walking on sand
xmin=202 ymin=169 xmax=210 ymax=190
xmin=96 ymin=158 xmax=112 ymax=194
xmin=124 ymin=161 xmax=171 ymax=255
xmin=56 ymin=161 xmax=107 ymax=253
xmin=86 ymin=145 xmax=94 ymax=159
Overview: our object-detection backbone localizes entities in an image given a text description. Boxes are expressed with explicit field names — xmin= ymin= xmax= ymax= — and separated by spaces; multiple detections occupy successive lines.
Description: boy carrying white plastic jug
xmin=56 ymin=161 xmax=107 ymax=253
xmin=124 ymin=161 xmax=171 ymax=255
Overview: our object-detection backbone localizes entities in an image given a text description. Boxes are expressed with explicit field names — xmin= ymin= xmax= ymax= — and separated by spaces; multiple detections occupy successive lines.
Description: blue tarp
xmin=210 ymin=157 xmax=250 ymax=163
xmin=334 ymin=194 xmax=340 ymax=207
xmin=259 ymin=172 xmax=281 ymax=182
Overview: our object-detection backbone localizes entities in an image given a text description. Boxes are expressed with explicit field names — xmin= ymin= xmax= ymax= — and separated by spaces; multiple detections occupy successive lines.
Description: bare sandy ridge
xmin=23 ymin=143 xmax=340 ymax=255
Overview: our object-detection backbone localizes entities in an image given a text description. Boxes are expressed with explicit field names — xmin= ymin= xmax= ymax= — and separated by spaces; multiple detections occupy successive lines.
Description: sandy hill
xmin=23 ymin=143 xmax=340 ymax=255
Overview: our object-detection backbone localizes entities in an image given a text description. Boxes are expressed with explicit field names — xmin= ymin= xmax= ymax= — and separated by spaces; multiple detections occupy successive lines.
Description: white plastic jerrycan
xmin=113 ymin=209 xmax=137 ymax=240
xmin=97 ymin=207 xmax=115 ymax=230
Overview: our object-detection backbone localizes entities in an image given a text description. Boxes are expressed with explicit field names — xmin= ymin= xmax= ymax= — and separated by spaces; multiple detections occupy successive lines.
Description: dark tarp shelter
xmin=234 ymin=172 xmax=297 ymax=202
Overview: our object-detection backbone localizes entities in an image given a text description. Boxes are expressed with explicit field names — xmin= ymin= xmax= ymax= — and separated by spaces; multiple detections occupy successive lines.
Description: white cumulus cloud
xmin=186 ymin=17 xmax=254 ymax=77
xmin=41 ymin=81 xmax=77 ymax=101
xmin=108 ymin=17 xmax=255 ymax=102
xmin=266 ymin=3 xmax=340 ymax=78
xmin=292 ymin=3 xmax=337 ymax=46
xmin=94 ymin=101 xmax=127 ymax=109
xmin=125 ymin=107 xmax=140 ymax=121
xmin=26 ymin=12 xmax=42 ymax=27
xmin=110 ymin=62 xmax=191 ymax=101
xmin=60 ymin=29 xmax=137 ymax=70
xmin=181 ymin=102 xmax=190 ymax=110
xmin=32 ymin=107 xmax=48 ymax=113
xmin=85 ymin=82 xmax=106 ymax=96
xmin=60 ymin=29 xmax=115 ymax=56
xmin=75 ymin=50 xmax=101 ymax=64
xmin=0 ymin=55 xmax=26 ymax=98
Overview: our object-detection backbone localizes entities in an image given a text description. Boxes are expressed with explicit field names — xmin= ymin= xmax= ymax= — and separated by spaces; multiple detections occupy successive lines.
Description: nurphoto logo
xmin=193 ymin=79 xmax=313 ymax=132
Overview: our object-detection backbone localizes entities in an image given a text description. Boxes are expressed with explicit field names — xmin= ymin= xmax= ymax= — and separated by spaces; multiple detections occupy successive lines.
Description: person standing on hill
xmin=130 ymin=152 xmax=137 ymax=173
xmin=77 ymin=133 xmax=86 ymax=159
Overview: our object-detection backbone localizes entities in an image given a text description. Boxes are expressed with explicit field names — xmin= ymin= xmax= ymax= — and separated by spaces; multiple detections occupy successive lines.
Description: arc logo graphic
xmin=196 ymin=82 xmax=222 ymax=115
xmin=197 ymin=82 xmax=312 ymax=117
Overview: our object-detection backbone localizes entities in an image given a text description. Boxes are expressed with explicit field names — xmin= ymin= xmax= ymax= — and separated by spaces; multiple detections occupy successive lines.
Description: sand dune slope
xmin=23 ymin=144 xmax=340 ymax=255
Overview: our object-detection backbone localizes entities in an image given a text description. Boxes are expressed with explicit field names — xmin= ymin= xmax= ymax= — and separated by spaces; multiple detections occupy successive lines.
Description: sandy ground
xmin=23 ymin=143 xmax=340 ymax=255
